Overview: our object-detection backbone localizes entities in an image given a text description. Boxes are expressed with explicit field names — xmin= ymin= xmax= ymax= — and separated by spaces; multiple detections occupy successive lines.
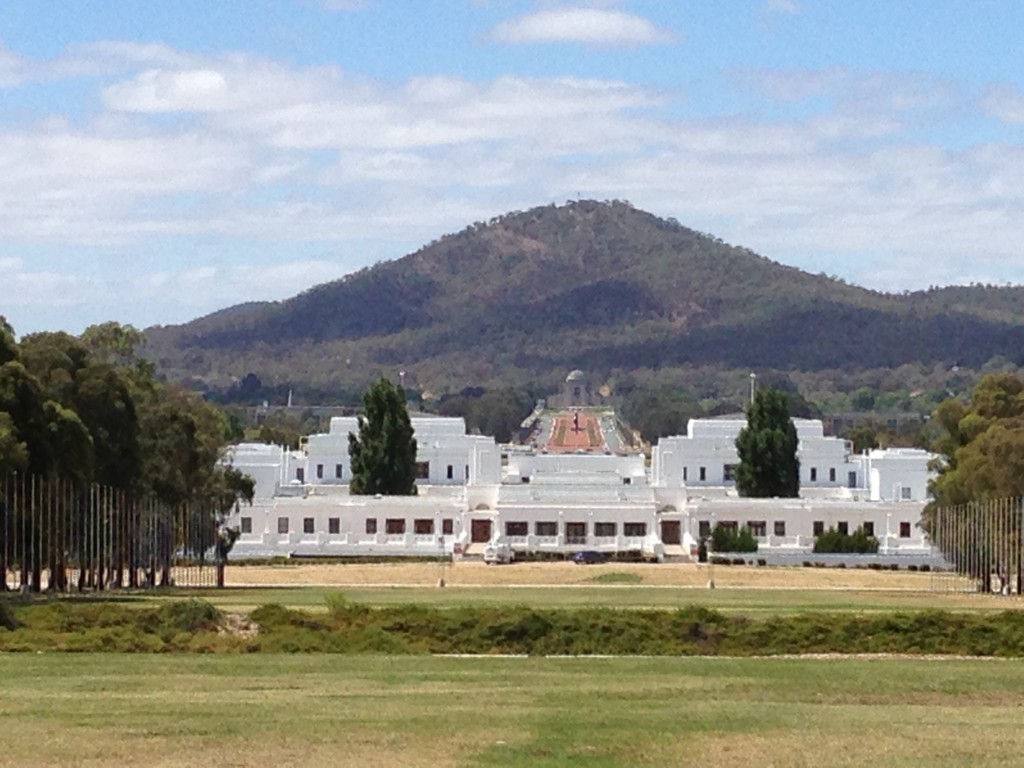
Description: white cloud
xmin=490 ymin=8 xmax=676 ymax=46
xmin=1 ymin=256 xmax=351 ymax=334
xmin=980 ymin=84 xmax=1024 ymax=124
xmin=739 ymin=68 xmax=955 ymax=113
xmin=4 ymin=40 xmax=1024 ymax=333
xmin=0 ymin=43 xmax=31 ymax=88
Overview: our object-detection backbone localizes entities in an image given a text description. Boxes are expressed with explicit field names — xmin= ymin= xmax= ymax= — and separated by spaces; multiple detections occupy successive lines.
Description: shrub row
xmin=3 ymin=598 xmax=1024 ymax=656
xmin=813 ymin=526 xmax=880 ymax=554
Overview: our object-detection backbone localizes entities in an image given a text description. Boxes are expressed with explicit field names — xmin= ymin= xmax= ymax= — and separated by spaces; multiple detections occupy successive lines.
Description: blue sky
xmin=3 ymin=0 xmax=1024 ymax=334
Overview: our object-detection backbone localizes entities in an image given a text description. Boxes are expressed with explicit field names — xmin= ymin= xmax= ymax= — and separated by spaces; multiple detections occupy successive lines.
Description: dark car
xmin=571 ymin=550 xmax=607 ymax=565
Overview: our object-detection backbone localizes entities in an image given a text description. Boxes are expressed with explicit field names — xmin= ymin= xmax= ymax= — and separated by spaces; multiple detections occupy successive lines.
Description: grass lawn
xmin=1 ymin=654 xmax=1022 ymax=767
xmin=143 ymin=583 xmax=1017 ymax=616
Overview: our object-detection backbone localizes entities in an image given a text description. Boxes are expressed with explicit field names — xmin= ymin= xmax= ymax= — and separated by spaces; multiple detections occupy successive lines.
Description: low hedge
xmin=3 ymin=599 xmax=1024 ymax=656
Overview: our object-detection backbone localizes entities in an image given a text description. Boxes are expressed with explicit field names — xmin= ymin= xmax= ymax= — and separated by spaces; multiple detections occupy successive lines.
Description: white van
xmin=483 ymin=543 xmax=513 ymax=565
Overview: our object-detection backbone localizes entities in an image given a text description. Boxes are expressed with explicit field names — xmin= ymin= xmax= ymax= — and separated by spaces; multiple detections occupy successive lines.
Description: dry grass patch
xmin=226 ymin=561 xmax=937 ymax=589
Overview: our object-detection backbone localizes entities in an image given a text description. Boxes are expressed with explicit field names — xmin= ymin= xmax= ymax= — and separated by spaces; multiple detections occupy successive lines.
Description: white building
xmin=224 ymin=413 xmax=939 ymax=562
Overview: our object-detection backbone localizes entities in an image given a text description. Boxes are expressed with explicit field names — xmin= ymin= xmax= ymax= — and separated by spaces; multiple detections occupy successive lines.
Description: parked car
xmin=483 ymin=543 xmax=513 ymax=565
xmin=572 ymin=550 xmax=607 ymax=565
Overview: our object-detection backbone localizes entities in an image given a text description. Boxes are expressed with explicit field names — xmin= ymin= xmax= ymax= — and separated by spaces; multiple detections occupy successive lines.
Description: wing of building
xmin=223 ymin=412 xmax=940 ymax=565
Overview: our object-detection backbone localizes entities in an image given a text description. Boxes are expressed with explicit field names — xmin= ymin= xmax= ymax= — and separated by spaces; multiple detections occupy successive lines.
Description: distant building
xmin=224 ymin=413 xmax=940 ymax=564
xmin=548 ymin=369 xmax=608 ymax=409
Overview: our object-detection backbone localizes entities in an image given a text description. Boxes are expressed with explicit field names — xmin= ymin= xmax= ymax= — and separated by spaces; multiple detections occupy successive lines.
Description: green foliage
xmin=620 ymin=386 xmax=701 ymax=443
xmin=9 ymin=600 xmax=1024 ymax=657
xmin=0 ymin=412 xmax=29 ymax=474
xmin=348 ymin=378 xmax=417 ymax=495
xmin=709 ymin=523 xmax=759 ymax=553
xmin=0 ymin=321 xmax=256 ymax=587
xmin=924 ymin=375 xmax=1024 ymax=576
xmin=843 ymin=425 xmax=880 ymax=453
xmin=928 ymin=374 xmax=1024 ymax=507
xmin=735 ymin=388 xmax=800 ymax=498
xmin=435 ymin=388 xmax=534 ymax=443
xmin=0 ymin=598 xmax=20 ymax=631
xmin=152 ymin=599 xmax=223 ymax=634
xmin=812 ymin=526 xmax=880 ymax=554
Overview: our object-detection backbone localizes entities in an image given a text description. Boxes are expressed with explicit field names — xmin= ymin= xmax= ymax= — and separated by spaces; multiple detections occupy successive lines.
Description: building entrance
xmin=471 ymin=519 xmax=492 ymax=543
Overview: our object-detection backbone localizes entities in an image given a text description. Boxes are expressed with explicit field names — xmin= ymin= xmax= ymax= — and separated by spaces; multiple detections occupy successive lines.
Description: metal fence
xmin=928 ymin=498 xmax=1024 ymax=595
xmin=1 ymin=473 xmax=222 ymax=592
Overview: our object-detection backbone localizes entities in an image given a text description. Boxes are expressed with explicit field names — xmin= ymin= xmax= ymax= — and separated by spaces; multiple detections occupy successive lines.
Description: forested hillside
xmin=144 ymin=200 xmax=1024 ymax=404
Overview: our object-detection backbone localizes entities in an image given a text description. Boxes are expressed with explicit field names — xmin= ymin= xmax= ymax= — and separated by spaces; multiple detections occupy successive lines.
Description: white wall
xmin=507 ymin=452 xmax=646 ymax=485
xmin=856 ymin=448 xmax=934 ymax=502
xmin=651 ymin=417 xmax=931 ymax=496
xmin=301 ymin=415 xmax=500 ymax=489
xmin=682 ymin=498 xmax=930 ymax=553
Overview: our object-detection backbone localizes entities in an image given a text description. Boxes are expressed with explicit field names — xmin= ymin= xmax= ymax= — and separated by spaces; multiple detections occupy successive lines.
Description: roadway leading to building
xmin=545 ymin=411 xmax=606 ymax=453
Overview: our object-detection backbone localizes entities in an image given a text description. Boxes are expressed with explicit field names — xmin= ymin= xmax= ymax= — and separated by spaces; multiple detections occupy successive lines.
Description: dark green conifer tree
xmin=735 ymin=388 xmax=800 ymax=498
xmin=348 ymin=378 xmax=418 ymax=495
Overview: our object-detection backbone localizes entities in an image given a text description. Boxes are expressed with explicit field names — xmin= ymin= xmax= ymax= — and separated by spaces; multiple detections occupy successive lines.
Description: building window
xmin=535 ymin=521 xmax=557 ymax=537
xmin=624 ymin=523 xmax=646 ymax=537
xmin=566 ymin=522 xmax=587 ymax=544
xmin=335 ymin=464 xmax=343 ymax=479
xmin=328 ymin=518 xmax=340 ymax=534
xmin=277 ymin=517 xmax=289 ymax=534
xmin=521 ymin=476 xmax=531 ymax=484
xmin=698 ymin=520 xmax=711 ymax=539
xmin=447 ymin=464 xmax=454 ymax=480
xmin=365 ymin=518 xmax=377 ymax=535
xmin=683 ymin=467 xmax=688 ymax=482
xmin=863 ymin=521 xmax=874 ymax=537
xmin=901 ymin=486 xmax=912 ymax=501
xmin=899 ymin=521 xmax=912 ymax=538
xmin=813 ymin=520 xmax=824 ymax=537
xmin=505 ymin=521 xmax=528 ymax=537
xmin=622 ymin=477 xmax=631 ymax=486
xmin=316 ymin=464 xmax=324 ymax=480
xmin=303 ymin=517 xmax=315 ymax=534
xmin=595 ymin=522 xmax=616 ymax=537
xmin=414 ymin=519 xmax=434 ymax=535
xmin=719 ymin=521 xmax=737 ymax=532
xmin=465 ymin=465 xmax=469 ymax=482
xmin=699 ymin=466 xmax=706 ymax=482
xmin=385 ymin=519 xmax=406 ymax=535
xmin=848 ymin=471 xmax=857 ymax=488
xmin=295 ymin=467 xmax=305 ymax=483
xmin=810 ymin=467 xmax=818 ymax=482
xmin=838 ymin=521 xmax=849 ymax=536
xmin=774 ymin=520 xmax=786 ymax=537
xmin=442 ymin=518 xmax=454 ymax=535
xmin=240 ymin=517 xmax=252 ymax=534
xmin=829 ymin=467 xmax=836 ymax=483
xmin=723 ymin=464 xmax=737 ymax=482
xmin=747 ymin=521 xmax=766 ymax=538
xmin=415 ymin=461 xmax=429 ymax=479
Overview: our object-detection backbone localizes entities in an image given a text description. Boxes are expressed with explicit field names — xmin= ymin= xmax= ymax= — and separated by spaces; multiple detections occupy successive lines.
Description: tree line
xmin=0 ymin=319 xmax=250 ymax=507
xmin=1 ymin=319 xmax=253 ymax=590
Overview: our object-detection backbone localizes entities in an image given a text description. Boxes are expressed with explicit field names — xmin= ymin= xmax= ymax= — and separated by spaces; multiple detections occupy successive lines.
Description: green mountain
xmin=145 ymin=200 xmax=1024 ymax=397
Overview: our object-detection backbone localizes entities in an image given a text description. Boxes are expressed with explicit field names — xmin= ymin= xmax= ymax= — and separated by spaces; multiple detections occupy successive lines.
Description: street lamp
xmin=749 ymin=372 xmax=756 ymax=405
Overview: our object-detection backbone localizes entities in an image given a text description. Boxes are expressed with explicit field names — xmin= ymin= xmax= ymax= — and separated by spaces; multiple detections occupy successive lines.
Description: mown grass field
xmin=3 ymin=562 xmax=1021 ymax=766
xmin=1 ymin=654 xmax=1023 ymax=767
xmin=152 ymin=583 xmax=1016 ymax=615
